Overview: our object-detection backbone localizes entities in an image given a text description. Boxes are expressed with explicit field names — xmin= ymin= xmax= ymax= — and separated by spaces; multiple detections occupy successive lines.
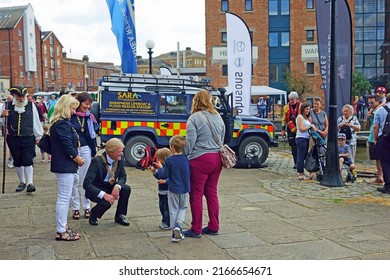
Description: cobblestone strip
xmin=261 ymin=150 xmax=380 ymax=200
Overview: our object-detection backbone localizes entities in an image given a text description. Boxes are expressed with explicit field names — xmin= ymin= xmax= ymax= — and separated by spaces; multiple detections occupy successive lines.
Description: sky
xmin=1 ymin=0 xmax=206 ymax=65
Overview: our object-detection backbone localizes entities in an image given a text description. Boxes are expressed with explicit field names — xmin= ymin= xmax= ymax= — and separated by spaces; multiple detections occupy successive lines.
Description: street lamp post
xmin=320 ymin=0 xmax=344 ymax=187
xmin=85 ymin=74 xmax=89 ymax=91
xmin=145 ymin=40 xmax=155 ymax=74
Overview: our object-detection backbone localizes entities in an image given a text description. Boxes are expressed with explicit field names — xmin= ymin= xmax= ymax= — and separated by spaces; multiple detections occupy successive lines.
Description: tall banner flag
xmin=226 ymin=12 xmax=252 ymax=116
xmin=106 ymin=0 xmax=137 ymax=73
xmin=315 ymin=0 xmax=352 ymax=115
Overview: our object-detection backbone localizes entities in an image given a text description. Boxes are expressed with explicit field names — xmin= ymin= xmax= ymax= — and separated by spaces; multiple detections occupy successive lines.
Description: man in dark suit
xmin=83 ymin=138 xmax=131 ymax=226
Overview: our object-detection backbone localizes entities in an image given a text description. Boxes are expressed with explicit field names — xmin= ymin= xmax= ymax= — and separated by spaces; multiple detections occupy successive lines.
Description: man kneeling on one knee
xmin=83 ymin=138 xmax=131 ymax=226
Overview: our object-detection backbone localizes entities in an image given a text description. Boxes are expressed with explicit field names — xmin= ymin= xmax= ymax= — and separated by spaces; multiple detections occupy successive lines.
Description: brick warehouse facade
xmin=205 ymin=0 xmax=356 ymax=104
xmin=0 ymin=4 xmax=43 ymax=93
xmin=0 ymin=4 xmax=120 ymax=96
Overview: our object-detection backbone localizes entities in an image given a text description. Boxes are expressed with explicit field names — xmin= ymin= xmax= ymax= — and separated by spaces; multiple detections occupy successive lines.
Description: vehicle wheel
xmin=346 ymin=173 xmax=351 ymax=182
xmin=317 ymin=174 xmax=323 ymax=181
xmin=237 ymin=136 xmax=269 ymax=168
xmin=124 ymin=136 xmax=155 ymax=167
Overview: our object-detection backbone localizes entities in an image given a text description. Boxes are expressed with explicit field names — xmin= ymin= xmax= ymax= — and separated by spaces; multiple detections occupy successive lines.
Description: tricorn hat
xmin=9 ymin=87 xmax=28 ymax=97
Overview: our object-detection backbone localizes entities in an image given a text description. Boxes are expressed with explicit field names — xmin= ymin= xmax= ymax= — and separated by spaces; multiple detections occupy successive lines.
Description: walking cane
xmin=2 ymin=102 xmax=8 ymax=194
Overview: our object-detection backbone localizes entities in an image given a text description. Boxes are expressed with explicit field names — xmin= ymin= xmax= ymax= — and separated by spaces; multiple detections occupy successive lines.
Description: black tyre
xmin=124 ymin=136 xmax=155 ymax=167
xmin=237 ymin=136 xmax=269 ymax=168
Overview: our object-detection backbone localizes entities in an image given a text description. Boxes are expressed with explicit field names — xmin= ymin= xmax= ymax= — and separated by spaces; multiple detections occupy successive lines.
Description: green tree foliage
xmin=352 ymin=71 xmax=371 ymax=97
xmin=282 ymin=70 xmax=311 ymax=97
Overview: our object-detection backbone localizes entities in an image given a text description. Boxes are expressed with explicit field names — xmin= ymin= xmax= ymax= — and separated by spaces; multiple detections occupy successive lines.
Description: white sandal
xmin=298 ymin=174 xmax=309 ymax=180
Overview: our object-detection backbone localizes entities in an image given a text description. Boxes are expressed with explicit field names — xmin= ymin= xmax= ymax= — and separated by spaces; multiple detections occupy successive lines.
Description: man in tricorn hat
xmin=0 ymin=87 xmax=43 ymax=192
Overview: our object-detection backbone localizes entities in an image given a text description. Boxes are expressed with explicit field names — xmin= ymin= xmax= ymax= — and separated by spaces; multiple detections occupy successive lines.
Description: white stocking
xmin=15 ymin=166 xmax=25 ymax=183
xmin=24 ymin=165 xmax=33 ymax=185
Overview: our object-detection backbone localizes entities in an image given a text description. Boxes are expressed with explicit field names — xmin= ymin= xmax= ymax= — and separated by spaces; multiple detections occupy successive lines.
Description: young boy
xmin=150 ymin=148 xmax=172 ymax=230
xmin=338 ymin=133 xmax=356 ymax=176
xmin=154 ymin=135 xmax=190 ymax=242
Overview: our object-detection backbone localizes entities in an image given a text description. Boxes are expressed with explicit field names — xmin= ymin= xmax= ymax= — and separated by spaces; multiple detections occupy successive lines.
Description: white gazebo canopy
xmin=224 ymin=85 xmax=287 ymax=104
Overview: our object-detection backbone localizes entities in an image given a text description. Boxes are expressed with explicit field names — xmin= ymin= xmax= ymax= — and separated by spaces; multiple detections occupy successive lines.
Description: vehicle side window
xmin=160 ymin=94 xmax=187 ymax=114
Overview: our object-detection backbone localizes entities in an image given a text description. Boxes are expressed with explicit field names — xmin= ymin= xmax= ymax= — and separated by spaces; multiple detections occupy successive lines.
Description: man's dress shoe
xmin=89 ymin=217 xmax=98 ymax=226
xmin=115 ymin=214 xmax=130 ymax=226
xmin=15 ymin=183 xmax=26 ymax=192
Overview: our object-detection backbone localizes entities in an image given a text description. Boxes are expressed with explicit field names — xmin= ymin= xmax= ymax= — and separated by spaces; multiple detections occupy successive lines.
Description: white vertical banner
xmin=226 ymin=12 xmax=252 ymax=116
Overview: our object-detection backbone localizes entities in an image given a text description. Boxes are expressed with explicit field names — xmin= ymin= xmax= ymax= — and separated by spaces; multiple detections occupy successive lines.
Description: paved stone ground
xmin=1 ymin=144 xmax=390 ymax=260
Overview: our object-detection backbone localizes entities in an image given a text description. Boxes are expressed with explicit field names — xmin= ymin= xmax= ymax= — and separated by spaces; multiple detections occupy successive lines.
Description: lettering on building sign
xmin=220 ymin=50 xmax=228 ymax=56
xmin=304 ymin=48 xmax=318 ymax=55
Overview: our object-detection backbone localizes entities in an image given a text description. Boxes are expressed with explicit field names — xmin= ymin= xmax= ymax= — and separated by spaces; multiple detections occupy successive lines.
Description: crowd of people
xmin=1 ymin=84 xmax=389 ymax=243
xmin=281 ymin=85 xmax=389 ymax=194
xmin=0 ymin=88 xmax=224 ymax=243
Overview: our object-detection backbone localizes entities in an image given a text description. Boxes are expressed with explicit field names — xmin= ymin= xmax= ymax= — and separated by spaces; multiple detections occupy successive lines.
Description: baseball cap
xmin=376 ymin=86 xmax=387 ymax=94
xmin=338 ymin=133 xmax=346 ymax=140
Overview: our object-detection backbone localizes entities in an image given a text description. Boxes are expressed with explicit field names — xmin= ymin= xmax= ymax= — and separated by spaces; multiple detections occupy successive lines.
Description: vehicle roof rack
xmin=100 ymin=74 xmax=216 ymax=93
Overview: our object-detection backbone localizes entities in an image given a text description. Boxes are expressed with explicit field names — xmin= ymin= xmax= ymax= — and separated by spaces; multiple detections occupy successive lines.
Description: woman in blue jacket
xmin=50 ymin=95 xmax=85 ymax=241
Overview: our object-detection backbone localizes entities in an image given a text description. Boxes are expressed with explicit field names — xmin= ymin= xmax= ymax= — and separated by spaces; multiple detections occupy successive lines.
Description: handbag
xmin=38 ymin=133 xmax=51 ymax=154
xmin=219 ymin=144 xmax=237 ymax=168
xmin=201 ymin=112 xmax=237 ymax=168
xmin=304 ymin=147 xmax=319 ymax=172
xmin=37 ymin=119 xmax=62 ymax=155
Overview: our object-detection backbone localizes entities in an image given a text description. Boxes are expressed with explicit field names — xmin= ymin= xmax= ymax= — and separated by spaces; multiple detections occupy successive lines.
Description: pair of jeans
xmin=295 ymin=137 xmax=310 ymax=174
xmin=377 ymin=137 xmax=390 ymax=189
xmin=158 ymin=193 xmax=170 ymax=226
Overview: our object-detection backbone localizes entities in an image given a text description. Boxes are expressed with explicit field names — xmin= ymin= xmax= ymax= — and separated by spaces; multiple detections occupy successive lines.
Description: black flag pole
xmin=320 ymin=0 xmax=344 ymax=187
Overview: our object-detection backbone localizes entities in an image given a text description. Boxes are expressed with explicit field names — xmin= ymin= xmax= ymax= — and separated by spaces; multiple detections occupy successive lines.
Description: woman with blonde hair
xmin=183 ymin=90 xmax=225 ymax=238
xmin=50 ymin=95 xmax=85 ymax=241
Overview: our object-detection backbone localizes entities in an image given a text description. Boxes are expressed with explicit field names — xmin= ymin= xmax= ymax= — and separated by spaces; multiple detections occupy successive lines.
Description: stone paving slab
xmin=239 ymin=220 xmax=320 ymax=245
xmin=1 ymin=144 xmax=390 ymax=260
xmin=227 ymin=240 xmax=362 ymax=260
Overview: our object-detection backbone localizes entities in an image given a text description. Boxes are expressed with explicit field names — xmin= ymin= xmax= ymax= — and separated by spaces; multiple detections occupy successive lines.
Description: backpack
xmin=339 ymin=118 xmax=353 ymax=141
xmin=382 ymin=106 xmax=390 ymax=140
xmin=136 ymin=146 xmax=158 ymax=170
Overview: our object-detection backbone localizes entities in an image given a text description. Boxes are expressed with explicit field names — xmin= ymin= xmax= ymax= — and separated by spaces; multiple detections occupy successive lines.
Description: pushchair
xmin=308 ymin=130 xmax=356 ymax=183
xmin=308 ymin=130 xmax=327 ymax=181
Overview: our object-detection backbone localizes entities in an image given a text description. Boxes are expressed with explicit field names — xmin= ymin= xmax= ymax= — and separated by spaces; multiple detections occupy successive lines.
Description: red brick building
xmin=205 ymin=0 xmax=356 ymax=103
xmin=0 ymin=4 xmax=120 ymax=96
xmin=40 ymin=31 xmax=63 ymax=91
xmin=0 ymin=4 xmax=42 ymax=94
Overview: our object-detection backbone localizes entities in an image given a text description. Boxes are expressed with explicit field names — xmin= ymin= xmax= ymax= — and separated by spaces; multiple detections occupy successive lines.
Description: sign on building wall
xmin=212 ymin=46 xmax=258 ymax=61
xmin=301 ymin=45 xmax=319 ymax=61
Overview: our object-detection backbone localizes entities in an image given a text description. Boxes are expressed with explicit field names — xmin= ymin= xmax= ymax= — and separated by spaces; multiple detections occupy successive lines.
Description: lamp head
xmin=145 ymin=40 xmax=155 ymax=50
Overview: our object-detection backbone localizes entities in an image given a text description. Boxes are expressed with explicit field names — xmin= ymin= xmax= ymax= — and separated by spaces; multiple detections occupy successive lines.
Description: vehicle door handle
xmin=161 ymin=123 xmax=169 ymax=128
